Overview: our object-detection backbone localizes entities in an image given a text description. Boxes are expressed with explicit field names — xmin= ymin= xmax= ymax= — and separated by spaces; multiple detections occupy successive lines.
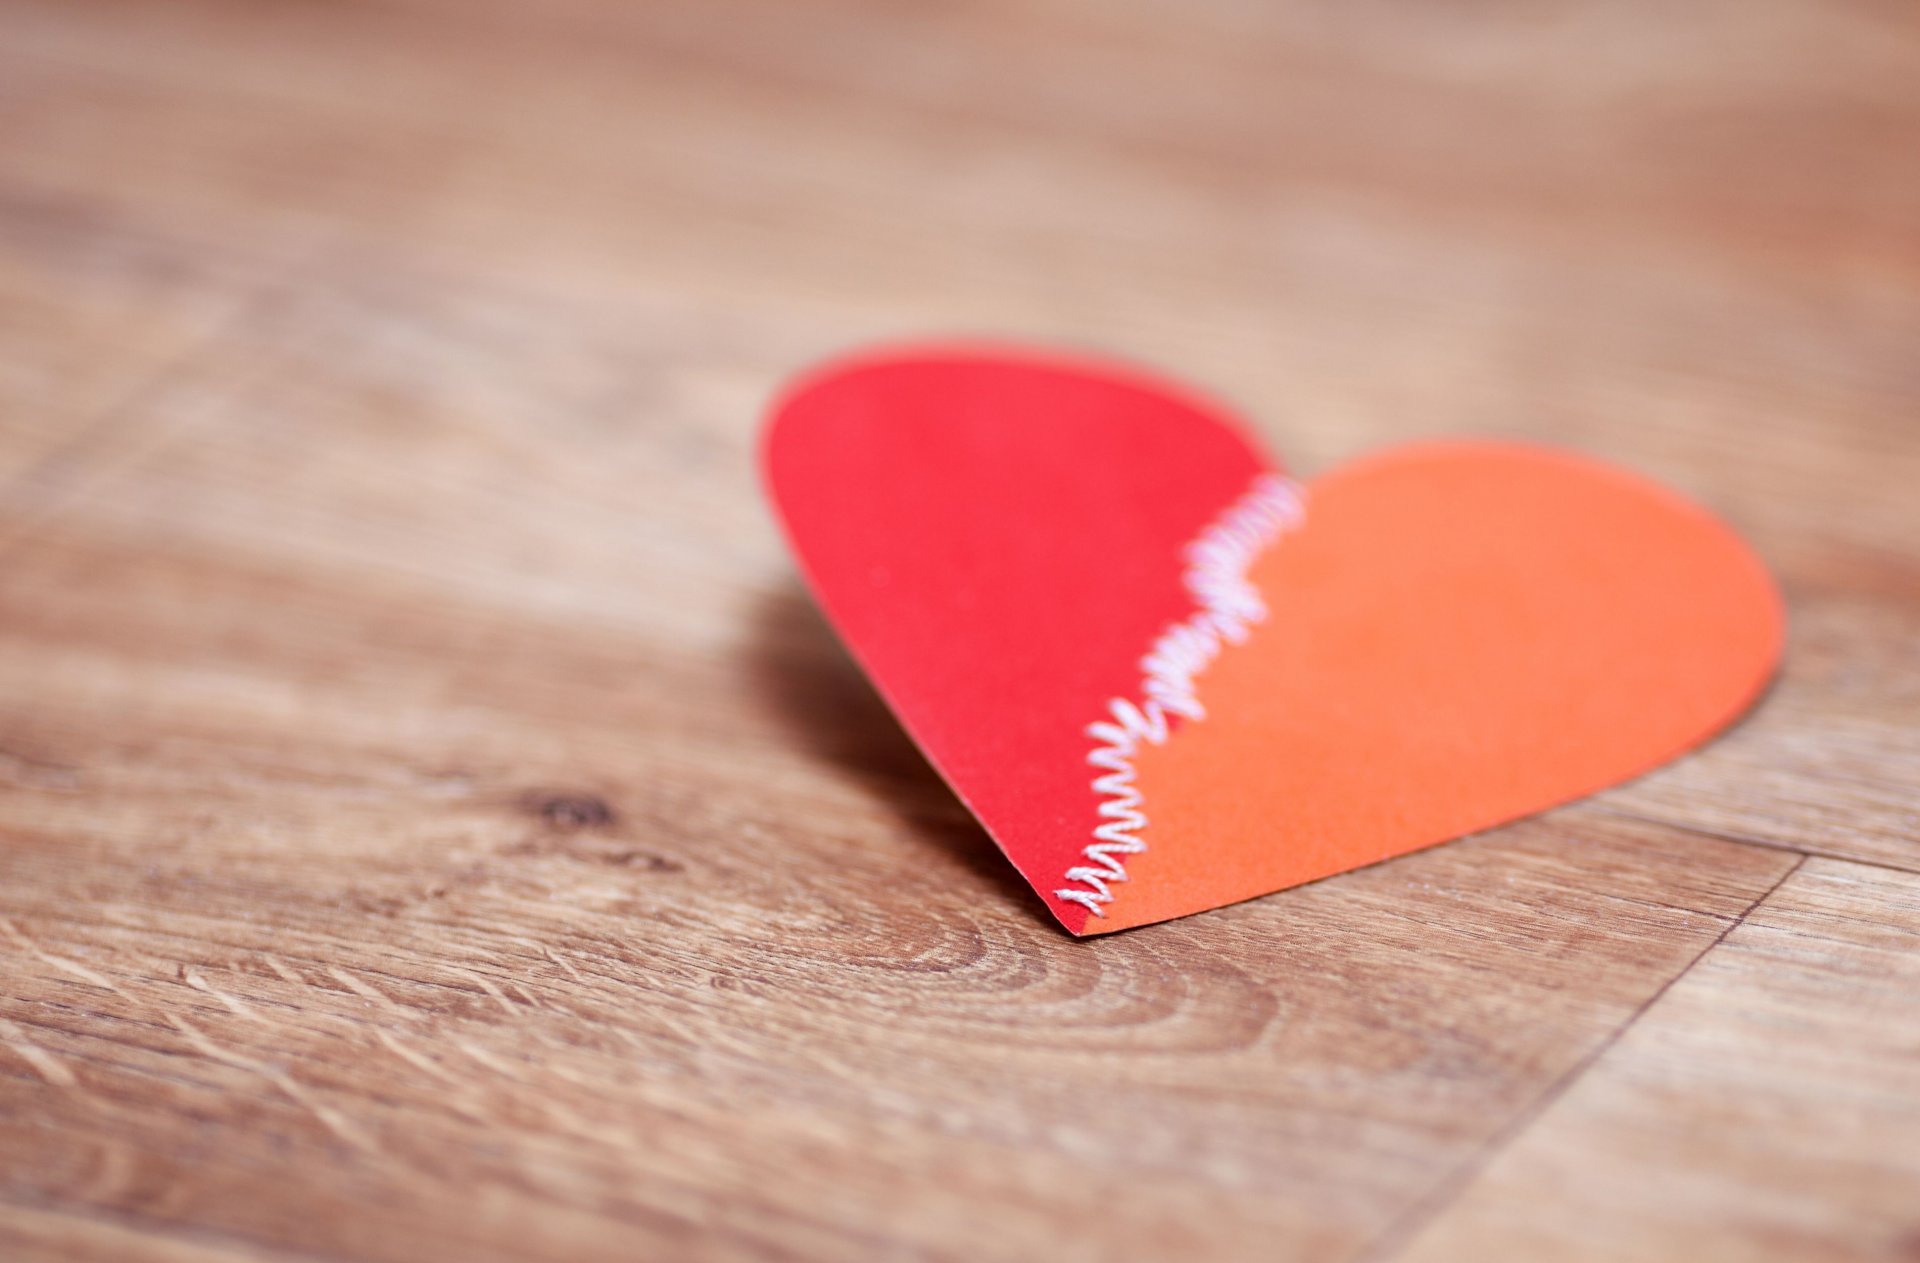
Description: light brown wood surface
xmin=1 ymin=2 xmax=1916 ymax=1260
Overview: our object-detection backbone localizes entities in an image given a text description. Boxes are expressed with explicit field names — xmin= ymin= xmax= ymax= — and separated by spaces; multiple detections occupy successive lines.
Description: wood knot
xmin=525 ymin=792 xmax=616 ymax=831
xmin=606 ymin=848 xmax=683 ymax=873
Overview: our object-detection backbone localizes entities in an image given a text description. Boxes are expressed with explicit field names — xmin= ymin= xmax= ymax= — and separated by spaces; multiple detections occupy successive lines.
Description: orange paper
xmin=1105 ymin=440 xmax=1783 ymax=930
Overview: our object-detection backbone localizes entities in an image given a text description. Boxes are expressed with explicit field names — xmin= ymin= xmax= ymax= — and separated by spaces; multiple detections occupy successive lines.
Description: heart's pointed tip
xmin=1050 ymin=898 xmax=1144 ymax=938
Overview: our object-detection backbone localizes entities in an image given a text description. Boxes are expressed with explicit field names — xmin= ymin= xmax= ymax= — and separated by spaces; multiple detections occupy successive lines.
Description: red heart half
xmin=763 ymin=346 xmax=1782 ymax=935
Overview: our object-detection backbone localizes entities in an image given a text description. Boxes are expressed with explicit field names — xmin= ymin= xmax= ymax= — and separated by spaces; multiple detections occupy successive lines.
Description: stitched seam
xmin=1057 ymin=473 xmax=1305 ymax=918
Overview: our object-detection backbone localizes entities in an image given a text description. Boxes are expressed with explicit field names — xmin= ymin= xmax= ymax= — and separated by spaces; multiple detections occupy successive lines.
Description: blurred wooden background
xmin=2 ymin=2 xmax=1917 ymax=1260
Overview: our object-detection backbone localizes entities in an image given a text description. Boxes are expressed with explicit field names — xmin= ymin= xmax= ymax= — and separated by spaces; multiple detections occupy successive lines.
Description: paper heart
xmin=763 ymin=346 xmax=1782 ymax=935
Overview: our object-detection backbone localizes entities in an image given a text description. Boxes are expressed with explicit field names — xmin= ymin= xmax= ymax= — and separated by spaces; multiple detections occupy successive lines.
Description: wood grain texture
xmin=0 ymin=0 xmax=1916 ymax=1259
xmin=1397 ymin=859 xmax=1920 ymax=1263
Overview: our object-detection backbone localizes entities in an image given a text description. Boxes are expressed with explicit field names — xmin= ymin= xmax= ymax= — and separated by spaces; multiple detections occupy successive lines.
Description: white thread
xmin=1057 ymin=473 xmax=1305 ymax=917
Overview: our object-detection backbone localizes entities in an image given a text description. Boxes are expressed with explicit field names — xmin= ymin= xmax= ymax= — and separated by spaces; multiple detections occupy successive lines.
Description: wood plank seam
xmin=1597 ymin=805 xmax=1920 ymax=876
xmin=1355 ymin=851 xmax=1810 ymax=1263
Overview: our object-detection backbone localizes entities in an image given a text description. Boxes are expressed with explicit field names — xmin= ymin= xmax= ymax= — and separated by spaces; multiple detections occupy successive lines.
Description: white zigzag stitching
xmin=1057 ymin=473 xmax=1305 ymax=918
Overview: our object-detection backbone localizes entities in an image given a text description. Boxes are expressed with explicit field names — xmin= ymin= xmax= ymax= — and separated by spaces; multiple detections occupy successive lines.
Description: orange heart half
xmin=1100 ymin=439 xmax=1782 ymax=931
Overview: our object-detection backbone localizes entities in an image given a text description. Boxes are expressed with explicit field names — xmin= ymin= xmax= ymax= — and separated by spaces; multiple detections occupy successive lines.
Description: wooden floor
xmin=2 ymin=2 xmax=1917 ymax=1260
